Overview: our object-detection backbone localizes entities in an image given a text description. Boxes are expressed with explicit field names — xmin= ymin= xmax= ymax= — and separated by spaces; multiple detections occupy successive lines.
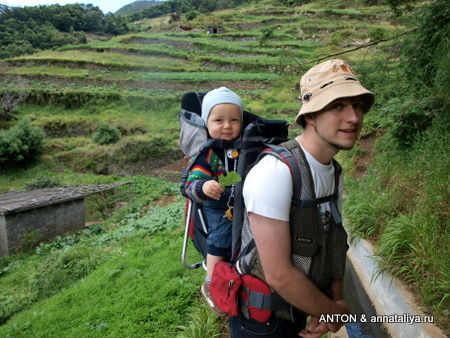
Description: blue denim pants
xmin=229 ymin=312 xmax=306 ymax=337
xmin=203 ymin=205 xmax=232 ymax=257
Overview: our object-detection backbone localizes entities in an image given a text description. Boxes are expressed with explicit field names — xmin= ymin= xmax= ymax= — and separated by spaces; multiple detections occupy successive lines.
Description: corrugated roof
xmin=0 ymin=182 xmax=132 ymax=215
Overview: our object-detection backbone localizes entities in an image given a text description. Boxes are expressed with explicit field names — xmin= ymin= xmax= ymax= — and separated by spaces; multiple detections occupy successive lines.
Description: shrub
xmin=112 ymin=135 xmax=172 ymax=164
xmin=185 ymin=10 xmax=198 ymax=20
xmin=368 ymin=27 xmax=388 ymax=41
xmin=0 ymin=118 xmax=45 ymax=164
xmin=24 ymin=176 xmax=62 ymax=190
xmin=38 ymin=115 xmax=97 ymax=138
xmin=387 ymin=0 xmax=450 ymax=148
xmin=92 ymin=122 xmax=122 ymax=145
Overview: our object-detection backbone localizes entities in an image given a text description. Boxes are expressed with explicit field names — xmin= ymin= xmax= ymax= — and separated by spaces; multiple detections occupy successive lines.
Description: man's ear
xmin=303 ymin=113 xmax=315 ymax=127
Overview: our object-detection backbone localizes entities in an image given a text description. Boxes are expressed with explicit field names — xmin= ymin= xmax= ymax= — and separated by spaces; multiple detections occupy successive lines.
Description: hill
xmin=116 ymin=0 xmax=164 ymax=16
xmin=0 ymin=4 xmax=129 ymax=59
xmin=0 ymin=0 xmax=448 ymax=335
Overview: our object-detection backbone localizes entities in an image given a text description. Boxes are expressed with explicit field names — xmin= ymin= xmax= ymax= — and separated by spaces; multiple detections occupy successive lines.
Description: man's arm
xmin=249 ymin=212 xmax=348 ymax=319
xmin=330 ymin=279 xmax=344 ymax=301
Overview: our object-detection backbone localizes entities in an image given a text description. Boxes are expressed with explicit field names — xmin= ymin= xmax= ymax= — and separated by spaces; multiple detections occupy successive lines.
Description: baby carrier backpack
xmin=178 ymin=91 xmax=347 ymax=322
xmin=179 ymin=91 xmax=289 ymax=269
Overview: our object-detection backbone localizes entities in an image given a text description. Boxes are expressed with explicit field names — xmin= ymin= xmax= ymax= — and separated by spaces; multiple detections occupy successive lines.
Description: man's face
xmin=311 ymin=96 xmax=364 ymax=150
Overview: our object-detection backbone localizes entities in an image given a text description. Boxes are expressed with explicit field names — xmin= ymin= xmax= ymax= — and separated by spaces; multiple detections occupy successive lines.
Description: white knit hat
xmin=201 ymin=87 xmax=243 ymax=124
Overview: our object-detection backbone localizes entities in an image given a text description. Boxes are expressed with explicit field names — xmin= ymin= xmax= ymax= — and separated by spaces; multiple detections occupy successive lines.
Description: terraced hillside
xmin=0 ymin=0 xmax=405 ymax=182
xmin=5 ymin=0 xmax=448 ymax=336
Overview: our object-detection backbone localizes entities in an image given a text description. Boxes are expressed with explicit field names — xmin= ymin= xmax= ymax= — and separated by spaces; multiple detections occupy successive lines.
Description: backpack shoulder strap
xmin=330 ymin=158 xmax=342 ymax=225
xmin=332 ymin=158 xmax=342 ymax=195
xmin=255 ymin=140 xmax=302 ymax=213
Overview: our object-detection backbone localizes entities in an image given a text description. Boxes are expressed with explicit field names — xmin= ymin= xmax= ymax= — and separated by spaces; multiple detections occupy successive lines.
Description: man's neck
xmin=296 ymin=133 xmax=338 ymax=165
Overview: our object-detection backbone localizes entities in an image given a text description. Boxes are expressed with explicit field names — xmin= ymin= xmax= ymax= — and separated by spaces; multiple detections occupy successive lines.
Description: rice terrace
xmin=0 ymin=0 xmax=448 ymax=336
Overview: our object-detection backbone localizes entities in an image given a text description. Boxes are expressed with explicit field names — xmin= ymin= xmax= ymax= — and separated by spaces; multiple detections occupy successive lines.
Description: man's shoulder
xmin=247 ymin=153 xmax=292 ymax=180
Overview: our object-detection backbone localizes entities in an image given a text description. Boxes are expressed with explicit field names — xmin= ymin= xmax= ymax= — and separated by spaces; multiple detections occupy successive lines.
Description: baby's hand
xmin=202 ymin=180 xmax=224 ymax=200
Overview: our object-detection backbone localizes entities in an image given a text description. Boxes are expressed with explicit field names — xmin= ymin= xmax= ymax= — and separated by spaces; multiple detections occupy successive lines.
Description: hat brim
xmin=296 ymin=82 xmax=375 ymax=124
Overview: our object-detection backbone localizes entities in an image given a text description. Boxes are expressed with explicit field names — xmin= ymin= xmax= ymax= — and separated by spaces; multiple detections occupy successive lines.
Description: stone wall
xmin=0 ymin=199 xmax=85 ymax=257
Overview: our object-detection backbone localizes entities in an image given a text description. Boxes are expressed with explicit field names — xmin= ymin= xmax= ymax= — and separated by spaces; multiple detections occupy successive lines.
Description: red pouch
xmin=240 ymin=274 xmax=273 ymax=322
xmin=210 ymin=262 xmax=242 ymax=316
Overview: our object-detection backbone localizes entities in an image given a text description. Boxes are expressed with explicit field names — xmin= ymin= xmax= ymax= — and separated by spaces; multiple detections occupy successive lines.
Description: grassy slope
xmin=1 ymin=0 xmax=447 ymax=334
xmin=0 ymin=230 xmax=204 ymax=337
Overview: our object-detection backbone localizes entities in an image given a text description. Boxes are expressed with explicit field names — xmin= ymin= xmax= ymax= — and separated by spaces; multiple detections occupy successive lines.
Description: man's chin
xmin=330 ymin=141 xmax=356 ymax=151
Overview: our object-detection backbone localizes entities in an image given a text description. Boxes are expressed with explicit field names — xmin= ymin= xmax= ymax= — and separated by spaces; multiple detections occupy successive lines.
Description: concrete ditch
xmin=344 ymin=237 xmax=446 ymax=338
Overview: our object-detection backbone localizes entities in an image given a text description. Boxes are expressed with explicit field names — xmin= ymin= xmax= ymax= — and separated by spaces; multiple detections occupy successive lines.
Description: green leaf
xmin=218 ymin=171 xmax=242 ymax=187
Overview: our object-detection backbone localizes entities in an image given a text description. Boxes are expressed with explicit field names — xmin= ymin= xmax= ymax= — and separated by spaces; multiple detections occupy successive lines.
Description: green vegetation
xmin=116 ymin=0 xmax=162 ymax=16
xmin=342 ymin=0 xmax=449 ymax=329
xmin=0 ymin=119 xmax=45 ymax=164
xmin=0 ymin=0 xmax=448 ymax=335
xmin=0 ymin=4 xmax=130 ymax=59
xmin=92 ymin=122 xmax=122 ymax=145
xmin=128 ymin=0 xmax=254 ymax=22
xmin=0 ymin=177 xmax=211 ymax=336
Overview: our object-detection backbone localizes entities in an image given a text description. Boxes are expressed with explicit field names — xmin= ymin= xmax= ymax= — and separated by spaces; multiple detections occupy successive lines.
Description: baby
xmin=184 ymin=86 xmax=243 ymax=314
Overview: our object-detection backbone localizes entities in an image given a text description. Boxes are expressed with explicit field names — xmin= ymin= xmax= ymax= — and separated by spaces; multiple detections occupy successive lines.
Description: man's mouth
xmin=339 ymin=128 xmax=358 ymax=134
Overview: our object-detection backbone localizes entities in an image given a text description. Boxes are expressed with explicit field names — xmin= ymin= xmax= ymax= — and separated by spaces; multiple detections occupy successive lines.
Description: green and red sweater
xmin=185 ymin=147 xmax=232 ymax=203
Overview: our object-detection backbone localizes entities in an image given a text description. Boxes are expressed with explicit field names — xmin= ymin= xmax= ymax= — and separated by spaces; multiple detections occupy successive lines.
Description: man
xmin=230 ymin=59 xmax=375 ymax=337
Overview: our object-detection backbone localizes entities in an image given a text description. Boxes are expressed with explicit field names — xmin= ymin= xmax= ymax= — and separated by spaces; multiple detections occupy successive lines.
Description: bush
xmin=24 ymin=175 xmax=62 ymax=190
xmin=112 ymin=136 xmax=172 ymax=164
xmin=185 ymin=10 xmax=198 ymax=20
xmin=92 ymin=122 xmax=121 ymax=145
xmin=0 ymin=118 xmax=45 ymax=164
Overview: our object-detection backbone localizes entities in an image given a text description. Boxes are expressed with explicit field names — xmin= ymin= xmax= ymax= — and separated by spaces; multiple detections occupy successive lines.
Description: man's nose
xmin=344 ymin=104 xmax=362 ymax=123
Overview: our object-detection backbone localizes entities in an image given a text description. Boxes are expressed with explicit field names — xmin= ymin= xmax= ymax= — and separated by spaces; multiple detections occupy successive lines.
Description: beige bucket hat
xmin=296 ymin=59 xmax=375 ymax=124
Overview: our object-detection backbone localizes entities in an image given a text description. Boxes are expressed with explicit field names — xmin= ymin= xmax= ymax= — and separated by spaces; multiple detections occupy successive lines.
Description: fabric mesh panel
xmin=291 ymin=254 xmax=311 ymax=275
xmin=284 ymin=140 xmax=316 ymax=275
xmin=239 ymin=211 xmax=256 ymax=274
xmin=238 ymin=140 xmax=317 ymax=277
xmin=179 ymin=110 xmax=207 ymax=157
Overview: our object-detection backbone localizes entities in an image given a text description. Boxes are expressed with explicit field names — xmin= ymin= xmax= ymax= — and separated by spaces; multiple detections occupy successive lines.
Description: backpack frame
xmin=179 ymin=91 xmax=290 ymax=269
xmin=179 ymin=92 xmax=345 ymax=321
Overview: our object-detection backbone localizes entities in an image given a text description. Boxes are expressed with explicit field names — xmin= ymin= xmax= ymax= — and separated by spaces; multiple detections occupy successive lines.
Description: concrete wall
xmin=0 ymin=199 xmax=85 ymax=257
xmin=347 ymin=238 xmax=446 ymax=338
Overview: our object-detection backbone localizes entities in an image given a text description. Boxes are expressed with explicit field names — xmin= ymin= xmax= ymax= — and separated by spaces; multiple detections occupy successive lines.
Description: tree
xmin=1 ymin=81 xmax=27 ymax=121
xmin=1 ymin=91 xmax=26 ymax=121
xmin=0 ymin=118 xmax=45 ymax=164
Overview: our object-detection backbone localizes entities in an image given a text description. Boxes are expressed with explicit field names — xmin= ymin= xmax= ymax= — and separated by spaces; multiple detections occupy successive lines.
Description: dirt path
xmin=354 ymin=134 xmax=377 ymax=179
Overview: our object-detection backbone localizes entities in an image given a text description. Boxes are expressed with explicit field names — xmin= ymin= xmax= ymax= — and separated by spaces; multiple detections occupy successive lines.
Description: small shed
xmin=206 ymin=26 xmax=223 ymax=34
xmin=0 ymin=182 xmax=131 ymax=257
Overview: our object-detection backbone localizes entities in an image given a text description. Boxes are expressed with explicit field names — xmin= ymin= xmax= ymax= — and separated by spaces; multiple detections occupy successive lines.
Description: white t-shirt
xmin=243 ymin=141 xmax=343 ymax=222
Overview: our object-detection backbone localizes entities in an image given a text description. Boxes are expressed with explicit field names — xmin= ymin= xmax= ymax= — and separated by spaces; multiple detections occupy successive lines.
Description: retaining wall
xmin=0 ymin=199 xmax=85 ymax=256
xmin=347 ymin=238 xmax=446 ymax=338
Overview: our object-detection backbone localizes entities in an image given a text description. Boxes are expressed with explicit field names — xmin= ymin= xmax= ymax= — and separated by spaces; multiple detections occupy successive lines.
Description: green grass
xmin=343 ymin=113 xmax=450 ymax=329
xmin=0 ymin=226 xmax=208 ymax=337
xmin=11 ymin=50 xmax=196 ymax=71
xmin=0 ymin=170 xmax=226 ymax=336
xmin=0 ymin=175 xmax=223 ymax=335
xmin=6 ymin=66 xmax=280 ymax=83
xmin=1 ymin=0 xmax=447 ymax=334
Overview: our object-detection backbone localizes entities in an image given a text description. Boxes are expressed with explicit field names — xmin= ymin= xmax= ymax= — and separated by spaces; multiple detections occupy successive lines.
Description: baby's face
xmin=206 ymin=103 xmax=242 ymax=141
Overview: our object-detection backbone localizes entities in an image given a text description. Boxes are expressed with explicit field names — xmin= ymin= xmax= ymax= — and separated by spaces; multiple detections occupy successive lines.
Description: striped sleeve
xmin=185 ymin=148 xmax=225 ymax=202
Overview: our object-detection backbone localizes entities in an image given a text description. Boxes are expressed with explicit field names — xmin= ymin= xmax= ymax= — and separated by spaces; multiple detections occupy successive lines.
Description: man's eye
xmin=331 ymin=103 xmax=343 ymax=110
xmin=354 ymin=102 xmax=363 ymax=110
